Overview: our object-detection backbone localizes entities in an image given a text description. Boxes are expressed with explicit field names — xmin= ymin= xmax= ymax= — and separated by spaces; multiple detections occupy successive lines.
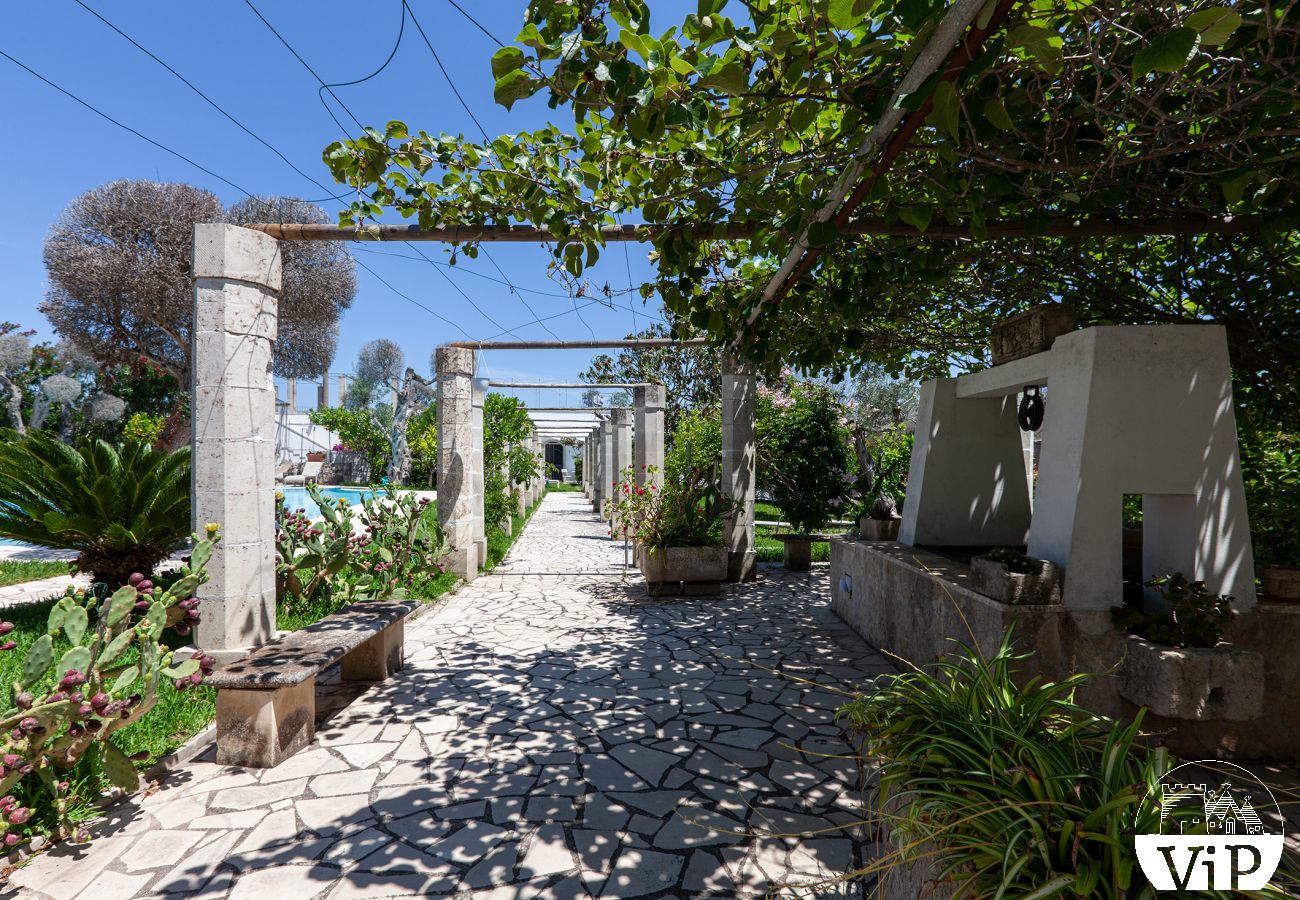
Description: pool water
xmin=278 ymin=486 xmax=376 ymax=520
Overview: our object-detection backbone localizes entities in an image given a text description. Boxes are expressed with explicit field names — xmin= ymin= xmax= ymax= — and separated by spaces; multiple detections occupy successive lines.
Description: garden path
xmin=8 ymin=492 xmax=894 ymax=899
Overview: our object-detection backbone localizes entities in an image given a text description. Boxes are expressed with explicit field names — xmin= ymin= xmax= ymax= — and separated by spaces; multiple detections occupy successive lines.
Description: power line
xmin=353 ymin=257 xmax=470 ymax=339
xmin=0 ymin=46 xmax=264 ymax=202
xmin=403 ymin=0 xmax=562 ymax=341
xmin=71 ymin=0 xmax=350 ymax=206
xmin=443 ymin=0 xmax=507 ymax=47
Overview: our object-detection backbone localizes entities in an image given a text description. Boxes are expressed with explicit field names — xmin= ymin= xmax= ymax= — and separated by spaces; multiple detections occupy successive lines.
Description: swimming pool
xmin=278 ymin=486 xmax=376 ymax=520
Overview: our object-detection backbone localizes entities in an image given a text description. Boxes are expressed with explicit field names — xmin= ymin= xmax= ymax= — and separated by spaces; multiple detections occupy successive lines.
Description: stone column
xmin=284 ymin=377 xmax=297 ymax=412
xmin=435 ymin=346 xmax=478 ymax=581
xmin=337 ymin=375 xmax=349 ymax=408
xmin=633 ymin=384 xmax=665 ymax=488
xmin=191 ymin=223 xmax=282 ymax=658
xmin=316 ymin=379 xmax=328 ymax=409
xmin=471 ymin=375 xmax=489 ymax=569
xmin=722 ymin=355 xmax=757 ymax=581
xmin=610 ymin=408 xmax=633 ymax=535
xmin=597 ymin=418 xmax=615 ymax=518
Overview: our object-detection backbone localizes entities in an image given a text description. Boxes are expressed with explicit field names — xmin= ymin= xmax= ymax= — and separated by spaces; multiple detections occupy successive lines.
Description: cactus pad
xmin=22 ymin=634 xmax=54 ymax=687
xmin=101 ymin=740 xmax=140 ymax=792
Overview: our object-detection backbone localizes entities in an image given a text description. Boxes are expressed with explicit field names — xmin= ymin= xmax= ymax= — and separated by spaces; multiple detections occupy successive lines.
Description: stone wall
xmin=830 ymin=538 xmax=1300 ymax=761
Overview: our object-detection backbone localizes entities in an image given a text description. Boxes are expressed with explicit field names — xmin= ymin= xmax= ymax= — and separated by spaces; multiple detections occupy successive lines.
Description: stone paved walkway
xmin=8 ymin=493 xmax=893 ymax=899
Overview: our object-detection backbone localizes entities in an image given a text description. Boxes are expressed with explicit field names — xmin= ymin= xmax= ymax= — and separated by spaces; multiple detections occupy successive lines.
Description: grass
xmin=548 ymin=482 xmax=583 ymax=493
xmin=754 ymin=525 xmax=833 ymax=563
xmin=0 ymin=559 xmax=71 ymax=587
xmin=484 ymin=489 xmax=546 ymax=570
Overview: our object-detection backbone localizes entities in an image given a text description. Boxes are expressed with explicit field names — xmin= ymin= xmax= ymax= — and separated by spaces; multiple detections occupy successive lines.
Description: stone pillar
xmin=597 ymin=418 xmax=615 ymax=518
xmin=610 ymin=407 xmax=633 ymax=535
xmin=284 ymin=377 xmax=297 ymax=412
xmin=471 ymin=376 xmax=489 ymax=569
xmin=633 ymin=384 xmax=665 ymax=488
xmin=316 ymin=379 xmax=328 ymax=409
xmin=722 ymin=355 xmax=757 ymax=581
xmin=436 ymin=346 xmax=478 ymax=581
xmin=337 ymin=375 xmax=349 ymax=408
xmin=898 ymin=378 xmax=1033 ymax=548
xmin=191 ymin=224 xmax=281 ymax=658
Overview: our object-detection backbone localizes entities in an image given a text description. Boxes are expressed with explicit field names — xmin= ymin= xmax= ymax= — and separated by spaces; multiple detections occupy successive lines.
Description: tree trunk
xmin=0 ymin=376 xmax=25 ymax=434
xmin=387 ymin=368 xmax=422 ymax=484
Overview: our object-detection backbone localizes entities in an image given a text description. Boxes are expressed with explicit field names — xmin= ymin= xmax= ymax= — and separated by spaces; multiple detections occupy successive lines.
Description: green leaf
xmin=493 ymin=70 xmax=536 ymax=110
xmin=46 ymin=595 xmax=73 ymax=637
xmin=1133 ymin=27 xmax=1199 ymax=79
xmin=23 ymin=634 xmax=53 ymax=687
xmin=190 ymin=540 xmax=213 ymax=571
xmin=99 ymin=629 xmax=135 ymax=668
xmin=57 ymin=645 xmax=91 ymax=681
xmin=1220 ymin=171 xmax=1255 ymax=205
xmin=619 ymin=29 xmax=650 ymax=61
xmin=105 ymin=585 xmax=137 ymax=628
xmin=1187 ymin=8 xmax=1242 ymax=46
xmin=1008 ymin=24 xmax=1063 ymax=74
xmin=899 ymin=205 xmax=934 ymax=232
xmin=827 ymin=0 xmax=868 ymax=30
xmin=162 ymin=659 xmax=199 ymax=679
xmin=807 ymin=219 xmax=839 ymax=248
xmin=63 ymin=604 xmax=88 ymax=645
xmin=491 ymin=46 xmax=526 ymax=80
xmin=984 ymin=97 xmax=1014 ymax=131
xmin=112 ymin=665 xmax=139 ymax=694
xmin=927 ymin=81 xmax=960 ymax=139
xmin=143 ymin=600 xmax=165 ymax=637
xmin=101 ymin=741 xmax=140 ymax=793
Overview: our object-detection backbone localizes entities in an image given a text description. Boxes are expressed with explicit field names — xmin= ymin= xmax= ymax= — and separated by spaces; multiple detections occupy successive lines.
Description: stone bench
xmin=775 ymin=533 xmax=850 ymax=572
xmin=208 ymin=600 xmax=415 ymax=768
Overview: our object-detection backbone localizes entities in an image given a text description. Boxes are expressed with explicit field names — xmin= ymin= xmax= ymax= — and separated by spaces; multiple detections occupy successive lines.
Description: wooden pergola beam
xmin=244 ymin=215 xmax=1269 ymax=244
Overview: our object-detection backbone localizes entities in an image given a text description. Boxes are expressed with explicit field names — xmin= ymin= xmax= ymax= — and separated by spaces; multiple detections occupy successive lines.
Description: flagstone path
xmin=8 ymin=492 xmax=893 ymax=899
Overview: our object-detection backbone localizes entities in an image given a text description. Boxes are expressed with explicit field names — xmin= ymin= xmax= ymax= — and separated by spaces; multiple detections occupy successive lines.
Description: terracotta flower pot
xmin=1259 ymin=565 xmax=1300 ymax=602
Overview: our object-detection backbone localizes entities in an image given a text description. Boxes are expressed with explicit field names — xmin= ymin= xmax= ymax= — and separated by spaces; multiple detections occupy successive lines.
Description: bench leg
xmin=216 ymin=678 xmax=316 ymax=768
xmin=341 ymin=619 xmax=404 ymax=681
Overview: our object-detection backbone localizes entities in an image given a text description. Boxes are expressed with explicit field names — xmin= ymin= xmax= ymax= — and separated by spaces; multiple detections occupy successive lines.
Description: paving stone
xmin=599 ymin=848 xmax=684 ymax=898
xmin=229 ymin=863 xmax=339 ymax=900
xmin=12 ymin=493 xmax=890 ymax=899
xmin=120 ymin=828 xmax=205 ymax=872
xmin=518 ymin=822 xmax=577 ymax=879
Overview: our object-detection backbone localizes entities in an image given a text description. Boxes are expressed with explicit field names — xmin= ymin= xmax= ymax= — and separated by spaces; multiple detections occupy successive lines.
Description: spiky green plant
xmin=0 ymin=432 xmax=190 ymax=587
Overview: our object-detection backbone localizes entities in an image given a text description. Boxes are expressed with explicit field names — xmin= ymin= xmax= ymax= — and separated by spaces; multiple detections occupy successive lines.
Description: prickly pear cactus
xmin=0 ymin=531 xmax=221 ymax=849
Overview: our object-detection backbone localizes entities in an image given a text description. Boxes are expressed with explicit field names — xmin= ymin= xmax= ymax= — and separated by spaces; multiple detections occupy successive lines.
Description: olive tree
xmin=42 ymin=181 xmax=357 ymax=416
xmin=347 ymin=339 xmax=433 ymax=485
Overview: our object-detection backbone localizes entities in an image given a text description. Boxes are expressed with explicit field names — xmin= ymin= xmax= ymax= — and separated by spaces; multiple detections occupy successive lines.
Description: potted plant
xmin=969 ymin=546 xmax=1062 ymax=605
xmin=757 ymin=381 xmax=855 ymax=570
xmin=624 ymin=459 xmax=734 ymax=595
xmin=1111 ymin=574 xmax=1263 ymax=720
xmin=853 ymin=421 xmax=912 ymax=541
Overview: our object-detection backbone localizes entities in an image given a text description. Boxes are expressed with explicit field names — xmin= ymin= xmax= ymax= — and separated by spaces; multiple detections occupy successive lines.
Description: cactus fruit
xmin=0 ymin=532 xmax=219 ymax=847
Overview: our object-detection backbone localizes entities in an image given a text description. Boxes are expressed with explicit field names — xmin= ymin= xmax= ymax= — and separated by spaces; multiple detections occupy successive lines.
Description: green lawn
xmin=0 ymin=559 xmax=71 ymax=587
xmin=755 ymin=525 xmax=833 ymax=563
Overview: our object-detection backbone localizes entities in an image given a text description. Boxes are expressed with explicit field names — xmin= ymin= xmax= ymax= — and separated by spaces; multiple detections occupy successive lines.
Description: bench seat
xmin=774 ymin=533 xmax=852 ymax=571
xmin=210 ymin=600 xmax=415 ymax=768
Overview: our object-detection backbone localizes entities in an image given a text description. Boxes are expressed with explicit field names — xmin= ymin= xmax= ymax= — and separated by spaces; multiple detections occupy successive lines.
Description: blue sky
xmin=1 ymin=1 xmax=693 ymax=406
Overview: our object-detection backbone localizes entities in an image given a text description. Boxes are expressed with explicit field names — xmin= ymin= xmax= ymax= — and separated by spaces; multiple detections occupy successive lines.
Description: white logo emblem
xmin=1136 ymin=760 xmax=1284 ymax=891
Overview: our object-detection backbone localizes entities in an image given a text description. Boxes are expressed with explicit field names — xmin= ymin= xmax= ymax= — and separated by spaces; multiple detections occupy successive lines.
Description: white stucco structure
xmin=901 ymin=325 xmax=1256 ymax=611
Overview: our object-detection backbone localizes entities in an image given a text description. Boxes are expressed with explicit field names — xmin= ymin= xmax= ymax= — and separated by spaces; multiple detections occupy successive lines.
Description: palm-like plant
xmin=0 ymin=431 xmax=190 ymax=586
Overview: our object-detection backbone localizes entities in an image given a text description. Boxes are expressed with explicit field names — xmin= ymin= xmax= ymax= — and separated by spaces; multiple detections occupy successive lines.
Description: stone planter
xmin=638 ymin=546 xmax=727 ymax=596
xmin=1117 ymin=634 xmax=1263 ymax=721
xmin=969 ymin=556 xmax=1062 ymax=605
xmin=858 ymin=517 xmax=900 ymax=541
xmin=783 ymin=536 xmax=815 ymax=572
xmin=990 ymin=303 xmax=1077 ymax=364
xmin=1259 ymin=564 xmax=1300 ymax=602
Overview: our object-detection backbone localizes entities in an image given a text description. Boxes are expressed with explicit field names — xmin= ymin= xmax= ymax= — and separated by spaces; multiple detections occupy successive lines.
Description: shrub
xmin=118 ymin=411 xmax=164 ymax=447
xmin=484 ymin=395 xmax=535 ymax=534
xmin=0 ymin=534 xmax=219 ymax=847
xmin=276 ymin=485 xmax=448 ymax=620
xmin=618 ymin=454 xmax=735 ymax=550
xmin=838 ymin=635 xmax=1175 ymax=898
xmin=853 ymin=421 xmax=912 ymax=520
xmin=1239 ymin=420 xmax=1300 ymax=567
xmin=0 ymin=433 xmax=190 ymax=588
xmin=664 ymin=406 xmax=720 ymax=483
xmin=757 ymin=381 xmax=855 ymax=533
xmin=308 ymin=406 xmax=389 ymax=475
xmin=1112 ymin=573 xmax=1234 ymax=649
